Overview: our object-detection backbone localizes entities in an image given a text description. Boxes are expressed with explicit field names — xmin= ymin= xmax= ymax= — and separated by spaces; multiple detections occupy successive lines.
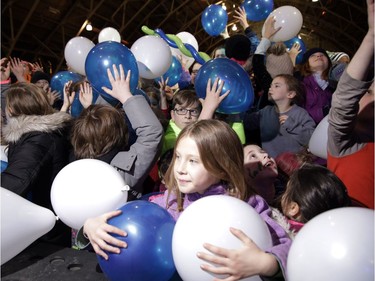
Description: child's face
xmin=308 ymin=52 xmax=329 ymax=72
xmin=174 ymin=136 xmax=220 ymax=194
xmin=268 ymin=77 xmax=291 ymax=102
xmin=243 ymin=145 xmax=278 ymax=179
xmin=171 ymin=102 xmax=200 ymax=130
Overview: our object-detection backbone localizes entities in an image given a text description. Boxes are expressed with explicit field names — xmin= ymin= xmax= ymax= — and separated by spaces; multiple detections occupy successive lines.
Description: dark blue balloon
xmin=195 ymin=58 xmax=254 ymax=114
xmin=155 ymin=56 xmax=182 ymax=87
xmin=242 ymin=0 xmax=274 ymax=22
xmin=50 ymin=71 xmax=84 ymax=99
xmin=283 ymin=36 xmax=306 ymax=65
xmin=201 ymin=4 xmax=228 ymax=37
xmin=70 ymin=92 xmax=84 ymax=118
xmin=98 ymin=201 xmax=176 ymax=281
xmin=1 ymin=160 xmax=8 ymax=173
xmin=85 ymin=41 xmax=139 ymax=105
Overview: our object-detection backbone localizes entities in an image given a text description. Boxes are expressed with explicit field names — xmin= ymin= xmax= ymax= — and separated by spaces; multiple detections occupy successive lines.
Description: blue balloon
xmin=195 ymin=58 xmax=254 ymax=114
xmin=70 ymin=92 xmax=84 ymax=118
xmin=85 ymin=41 xmax=139 ymax=105
xmin=155 ymin=56 xmax=182 ymax=87
xmin=50 ymin=71 xmax=84 ymax=99
xmin=242 ymin=0 xmax=274 ymax=22
xmin=283 ymin=37 xmax=306 ymax=65
xmin=1 ymin=160 xmax=8 ymax=173
xmin=201 ymin=4 xmax=228 ymax=37
xmin=98 ymin=201 xmax=176 ymax=281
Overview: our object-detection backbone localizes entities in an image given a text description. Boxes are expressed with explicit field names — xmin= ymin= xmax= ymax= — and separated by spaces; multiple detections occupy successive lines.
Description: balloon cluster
xmin=142 ymin=26 xmax=211 ymax=65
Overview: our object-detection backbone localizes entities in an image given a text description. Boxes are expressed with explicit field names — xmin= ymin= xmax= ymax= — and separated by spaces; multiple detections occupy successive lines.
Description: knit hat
xmin=327 ymin=51 xmax=350 ymax=63
xmin=31 ymin=71 xmax=50 ymax=83
xmin=266 ymin=53 xmax=294 ymax=78
xmin=302 ymin=48 xmax=330 ymax=64
xmin=225 ymin=34 xmax=251 ymax=61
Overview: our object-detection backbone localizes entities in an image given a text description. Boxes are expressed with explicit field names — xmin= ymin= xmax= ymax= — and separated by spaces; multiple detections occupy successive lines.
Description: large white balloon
xmin=98 ymin=27 xmax=121 ymax=43
xmin=131 ymin=35 xmax=172 ymax=79
xmin=308 ymin=115 xmax=328 ymax=159
xmin=64 ymin=36 xmax=95 ymax=76
xmin=50 ymin=159 xmax=128 ymax=230
xmin=262 ymin=6 xmax=303 ymax=42
xmin=1 ymin=188 xmax=56 ymax=265
xmin=172 ymin=195 xmax=272 ymax=281
xmin=287 ymin=207 xmax=374 ymax=281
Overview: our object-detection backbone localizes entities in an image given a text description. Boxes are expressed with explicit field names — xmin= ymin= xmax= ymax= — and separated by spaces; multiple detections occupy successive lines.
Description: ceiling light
xmin=86 ymin=22 xmax=93 ymax=31
xmin=312 ymin=0 xmax=319 ymax=2
xmin=222 ymin=3 xmax=227 ymax=10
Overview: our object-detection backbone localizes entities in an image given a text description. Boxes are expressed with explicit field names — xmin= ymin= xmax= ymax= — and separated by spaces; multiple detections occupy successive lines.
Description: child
xmin=81 ymin=119 xmax=291 ymax=280
xmin=243 ymin=74 xmax=316 ymax=158
xmin=1 ymin=82 xmax=73 ymax=246
xmin=280 ymin=163 xmax=351 ymax=233
xmin=297 ymin=47 xmax=334 ymax=124
xmin=161 ymin=89 xmax=202 ymax=156
xmin=68 ymin=65 xmax=163 ymax=201
xmin=243 ymin=144 xmax=278 ymax=205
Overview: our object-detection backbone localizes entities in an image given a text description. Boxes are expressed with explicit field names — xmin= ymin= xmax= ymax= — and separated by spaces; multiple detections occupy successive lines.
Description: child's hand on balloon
xmin=83 ymin=210 xmax=127 ymax=260
xmin=102 ymin=64 xmax=133 ymax=104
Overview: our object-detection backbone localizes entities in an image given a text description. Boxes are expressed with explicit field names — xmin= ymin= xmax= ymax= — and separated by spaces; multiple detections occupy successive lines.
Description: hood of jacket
xmin=2 ymin=111 xmax=72 ymax=143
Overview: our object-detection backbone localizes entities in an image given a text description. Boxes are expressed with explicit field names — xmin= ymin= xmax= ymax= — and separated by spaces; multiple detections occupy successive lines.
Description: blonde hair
xmin=164 ymin=119 xmax=252 ymax=212
xmin=5 ymin=82 xmax=55 ymax=116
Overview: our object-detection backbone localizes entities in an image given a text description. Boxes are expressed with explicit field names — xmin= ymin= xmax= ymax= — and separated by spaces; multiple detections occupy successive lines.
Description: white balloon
xmin=1 ymin=188 xmax=56 ymax=265
xmin=131 ymin=35 xmax=172 ymax=79
xmin=64 ymin=36 xmax=95 ymax=76
xmin=287 ymin=207 xmax=374 ymax=281
xmin=50 ymin=159 xmax=128 ymax=230
xmin=1 ymin=145 xmax=7 ymax=162
xmin=262 ymin=6 xmax=303 ymax=42
xmin=308 ymin=115 xmax=328 ymax=159
xmin=98 ymin=27 xmax=121 ymax=43
xmin=172 ymin=195 xmax=272 ymax=281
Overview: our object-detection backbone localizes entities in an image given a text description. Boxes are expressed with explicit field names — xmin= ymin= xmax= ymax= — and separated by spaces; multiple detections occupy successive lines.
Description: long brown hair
xmin=5 ymin=82 xmax=55 ymax=116
xmin=71 ymin=104 xmax=128 ymax=159
xmin=164 ymin=119 xmax=252 ymax=212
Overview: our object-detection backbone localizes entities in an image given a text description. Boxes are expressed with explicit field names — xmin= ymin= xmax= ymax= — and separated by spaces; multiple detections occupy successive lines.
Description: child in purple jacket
xmin=81 ymin=119 xmax=291 ymax=280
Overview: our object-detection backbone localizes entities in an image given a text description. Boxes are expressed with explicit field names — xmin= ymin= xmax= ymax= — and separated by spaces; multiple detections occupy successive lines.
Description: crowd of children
xmin=1 ymin=1 xmax=373 ymax=280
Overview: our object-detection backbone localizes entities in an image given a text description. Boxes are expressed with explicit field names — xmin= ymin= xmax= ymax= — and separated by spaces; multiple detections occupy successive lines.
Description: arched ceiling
xmin=1 ymin=0 xmax=368 ymax=73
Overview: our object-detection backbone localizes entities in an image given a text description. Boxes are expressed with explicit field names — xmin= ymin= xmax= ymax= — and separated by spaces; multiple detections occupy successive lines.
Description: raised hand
xmin=60 ymin=80 xmax=75 ymax=112
xmin=199 ymin=77 xmax=230 ymax=120
xmin=233 ymin=6 xmax=249 ymax=30
xmin=79 ymin=81 xmax=93 ymax=109
xmin=102 ymin=64 xmax=133 ymax=104
xmin=9 ymin=57 xmax=27 ymax=82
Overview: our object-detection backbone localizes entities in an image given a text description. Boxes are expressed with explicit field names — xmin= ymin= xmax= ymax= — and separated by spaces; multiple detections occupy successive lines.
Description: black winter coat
xmin=1 ymin=112 xmax=72 ymax=210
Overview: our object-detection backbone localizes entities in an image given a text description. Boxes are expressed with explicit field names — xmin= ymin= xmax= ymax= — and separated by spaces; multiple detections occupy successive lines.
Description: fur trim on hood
xmin=2 ymin=111 xmax=72 ymax=143
xmin=271 ymin=207 xmax=296 ymax=240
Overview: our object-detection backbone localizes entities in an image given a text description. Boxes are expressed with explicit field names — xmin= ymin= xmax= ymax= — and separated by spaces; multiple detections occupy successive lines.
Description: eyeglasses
xmin=173 ymin=108 xmax=200 ymax=117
